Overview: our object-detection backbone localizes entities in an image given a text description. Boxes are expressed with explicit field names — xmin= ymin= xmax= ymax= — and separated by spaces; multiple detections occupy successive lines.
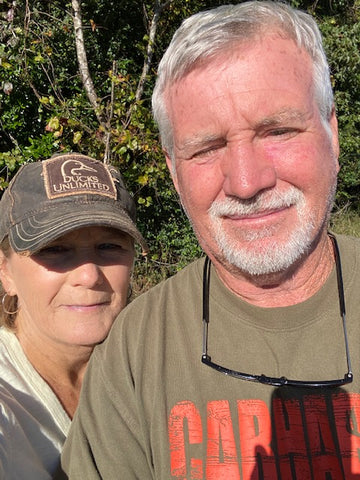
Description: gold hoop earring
xmin=2 ymin=293 xmax=19 ymax=315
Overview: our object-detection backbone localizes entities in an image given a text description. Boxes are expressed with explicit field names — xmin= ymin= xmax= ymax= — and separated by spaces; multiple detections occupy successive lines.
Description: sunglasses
xmin=201 ymin=233 xmax=353 ymax=388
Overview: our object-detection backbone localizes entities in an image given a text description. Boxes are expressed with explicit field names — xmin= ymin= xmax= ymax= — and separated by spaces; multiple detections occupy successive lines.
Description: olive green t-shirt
xmin=59 ymin=234 xmax=360 ymax=479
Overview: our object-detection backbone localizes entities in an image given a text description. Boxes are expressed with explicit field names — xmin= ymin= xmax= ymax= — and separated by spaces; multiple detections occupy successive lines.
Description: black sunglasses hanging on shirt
xmin=201 ymin=233 xmax=353 ymax=388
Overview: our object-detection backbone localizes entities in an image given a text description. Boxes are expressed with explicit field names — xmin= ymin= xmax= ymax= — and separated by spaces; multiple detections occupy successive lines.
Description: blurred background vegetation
xmin=1 ymin=0 xmax=360 ymax=293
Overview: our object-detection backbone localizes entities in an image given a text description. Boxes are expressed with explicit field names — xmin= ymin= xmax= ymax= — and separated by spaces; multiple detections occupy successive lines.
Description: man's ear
xmin=0 ymin=251 xmax=16 ymax=296
xmin=329 ymin=107 xmax=340 ymax=173
xmin=164 ymin=150 xmax=179 ymax=193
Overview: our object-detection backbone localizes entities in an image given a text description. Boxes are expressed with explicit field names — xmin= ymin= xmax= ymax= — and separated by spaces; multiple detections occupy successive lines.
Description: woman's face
xmin=0 ymin=226 xmax=134 ymax=352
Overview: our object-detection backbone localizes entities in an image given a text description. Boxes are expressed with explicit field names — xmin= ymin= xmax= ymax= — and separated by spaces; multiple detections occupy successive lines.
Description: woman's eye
xmin=36 ymin=245 xmax=69 ymax=256
xmin=99 ymin=243 xmax=119 ymax=250
xmin=98 ymin=243 xmax=128 ymax=252
xmin=32 ymin=245 xmax=72 ymax=267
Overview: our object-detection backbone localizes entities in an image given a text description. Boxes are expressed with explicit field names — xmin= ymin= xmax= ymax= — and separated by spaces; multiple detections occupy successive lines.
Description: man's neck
xmin=212 ymin=233 xmax=335 ymax=308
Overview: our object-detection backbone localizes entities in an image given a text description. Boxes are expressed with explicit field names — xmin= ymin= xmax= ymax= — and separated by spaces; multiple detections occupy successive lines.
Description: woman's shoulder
xmin=0 ymin=327 xmax=30 ymax=382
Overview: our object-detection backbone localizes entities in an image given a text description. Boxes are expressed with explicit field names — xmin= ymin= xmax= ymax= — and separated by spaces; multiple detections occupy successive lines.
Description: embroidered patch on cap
xmin=43 ymin=156 xmax=117 ymax=200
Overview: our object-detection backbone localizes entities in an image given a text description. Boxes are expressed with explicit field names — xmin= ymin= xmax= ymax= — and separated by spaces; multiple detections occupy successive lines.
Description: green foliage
xmin=0 ymin=0 xmax=205 ymax=287
xmin=319 ymin=8 xmax=360 ymax=207
xmin=1 ymin=0 xmax=360 ymax=291
xmin=331 ymin=206 xmax=360 ymax=237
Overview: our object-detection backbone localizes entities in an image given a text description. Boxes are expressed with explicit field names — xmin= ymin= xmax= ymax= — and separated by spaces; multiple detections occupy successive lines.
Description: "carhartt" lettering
xmin=168 ymin=393 xmax=360 ymax=479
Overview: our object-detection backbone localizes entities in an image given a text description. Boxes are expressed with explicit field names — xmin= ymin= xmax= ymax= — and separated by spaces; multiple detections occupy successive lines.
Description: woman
xmin=0 ymin=153 xmax=147 ymax=479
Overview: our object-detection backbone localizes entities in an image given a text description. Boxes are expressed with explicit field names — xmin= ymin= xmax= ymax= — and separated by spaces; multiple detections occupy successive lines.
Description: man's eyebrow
xmin=175 ymin=109 xmax=308 ymax=154
xmin=176 ymin=134 xmax=224 ymax=153
xmin=255 ymin=109 xmax=307 ymax=128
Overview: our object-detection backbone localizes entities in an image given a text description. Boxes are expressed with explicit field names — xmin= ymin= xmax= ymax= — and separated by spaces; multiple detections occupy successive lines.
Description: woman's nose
xmin=69 ymin=261 xmax=104 ymax=288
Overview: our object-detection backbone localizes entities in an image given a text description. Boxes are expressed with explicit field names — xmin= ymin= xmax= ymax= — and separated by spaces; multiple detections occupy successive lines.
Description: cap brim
xmin=8 ymin=206 xmax=148 ymax=255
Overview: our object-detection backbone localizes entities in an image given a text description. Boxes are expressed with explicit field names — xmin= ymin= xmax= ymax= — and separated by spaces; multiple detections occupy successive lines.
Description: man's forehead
xmin=167 ymin=36 xmax=309 ymax=98
xmin=168 ymin=29 xmax=300 ymax=83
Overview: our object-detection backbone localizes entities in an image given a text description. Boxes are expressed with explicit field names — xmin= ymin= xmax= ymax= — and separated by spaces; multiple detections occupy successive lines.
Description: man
xmin=58 ymin=2 xmax=360 ymax=478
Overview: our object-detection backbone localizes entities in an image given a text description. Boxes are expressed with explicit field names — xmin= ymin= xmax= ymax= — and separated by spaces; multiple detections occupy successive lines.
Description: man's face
xmin=165 ymin=34 xmax=339 ymax=277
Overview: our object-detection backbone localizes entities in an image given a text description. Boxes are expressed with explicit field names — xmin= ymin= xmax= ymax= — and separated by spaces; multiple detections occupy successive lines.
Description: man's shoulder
xmin=130 ymin=256 xmax=205 ymax=306
xmin=110 ymin=256 xmax=205 ymax=335
xmin=334 ymin=233 xmax=360 ymax=280
xmin=100 ymin=256 xmax=206 ymax=359
xmin=335 ymin=233 xmax=360 ymax=256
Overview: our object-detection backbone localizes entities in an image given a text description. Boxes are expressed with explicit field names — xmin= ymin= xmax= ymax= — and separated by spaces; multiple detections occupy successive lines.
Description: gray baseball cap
xmin=0 ymin=153 xmax=148 ymax=254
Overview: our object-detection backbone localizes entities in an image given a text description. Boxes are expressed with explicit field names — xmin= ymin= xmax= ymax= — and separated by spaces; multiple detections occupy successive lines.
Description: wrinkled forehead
xmin=165 ymin=33 xmax=312 ymax=113
xmin=164 ymin=24 xmax=300 ymax=89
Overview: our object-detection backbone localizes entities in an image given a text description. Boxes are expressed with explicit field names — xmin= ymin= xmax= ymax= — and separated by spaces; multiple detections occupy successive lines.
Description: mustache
xmin=209 ymin=187 xmax=303 ymax=217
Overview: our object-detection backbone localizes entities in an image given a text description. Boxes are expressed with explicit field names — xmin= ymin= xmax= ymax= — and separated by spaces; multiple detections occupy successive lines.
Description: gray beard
xmin=208 ymin=186 xmax=334 ymax=276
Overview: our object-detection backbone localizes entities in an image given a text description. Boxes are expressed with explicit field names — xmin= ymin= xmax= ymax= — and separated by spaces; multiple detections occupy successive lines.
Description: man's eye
xmin=268 ymin=128 xmax=298 ymax=137
xmin=192 ymin=144 xmax=225 ymax=159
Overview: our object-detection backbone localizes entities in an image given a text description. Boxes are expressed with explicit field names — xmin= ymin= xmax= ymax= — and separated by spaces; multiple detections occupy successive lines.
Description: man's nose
xmin=221 ymin=143 xmax=277 ymax=199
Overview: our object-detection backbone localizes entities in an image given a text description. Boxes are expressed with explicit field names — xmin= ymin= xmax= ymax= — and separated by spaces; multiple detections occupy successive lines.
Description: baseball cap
xmin=0 ymin=153 xmax=148 ymax=254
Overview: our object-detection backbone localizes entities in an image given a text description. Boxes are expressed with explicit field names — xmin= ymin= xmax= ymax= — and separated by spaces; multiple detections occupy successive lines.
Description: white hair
xmin=152 ymin=1 xmax=334 ymax=160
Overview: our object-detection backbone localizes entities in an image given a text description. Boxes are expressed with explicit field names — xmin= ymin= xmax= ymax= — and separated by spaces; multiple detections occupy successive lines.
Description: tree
xmin=0 ymin=0 xmax=360 ymax=290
